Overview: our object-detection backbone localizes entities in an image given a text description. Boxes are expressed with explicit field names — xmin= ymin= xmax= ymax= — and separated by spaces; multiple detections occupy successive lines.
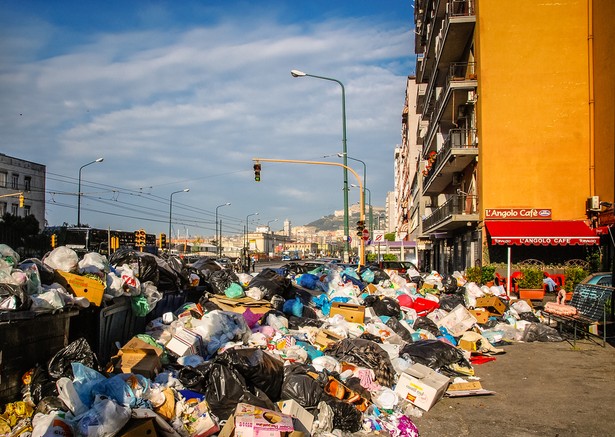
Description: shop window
xmin=24 ymin=205 xmax=31 ymax=216
xmin=11 ymin=173 xmax=19 ymax=189
xmin=10 ymin=203 xmax=18 ymax=215
xmin=24 ymin=176 xmax=31 ymax=191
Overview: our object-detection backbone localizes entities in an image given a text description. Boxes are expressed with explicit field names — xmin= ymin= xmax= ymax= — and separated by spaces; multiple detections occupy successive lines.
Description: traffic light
xmin=51 ymin=234 xmax=57 ymax=248
xmin=356 ymin=220 xmax=365 ymax=236
xmin=254 ymin=163 xmax=261 ymax=182
xmin=159 ymin=233 xmax=167 ymax=248
xmin=134 ymin=229 xmax=146 ymax=247
xmin=19 ymin=194 xmax=24 ymax=207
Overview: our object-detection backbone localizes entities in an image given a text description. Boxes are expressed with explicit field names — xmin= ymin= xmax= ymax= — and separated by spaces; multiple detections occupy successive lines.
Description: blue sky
xmin=0 ymin=1 xmax=415 ymax=238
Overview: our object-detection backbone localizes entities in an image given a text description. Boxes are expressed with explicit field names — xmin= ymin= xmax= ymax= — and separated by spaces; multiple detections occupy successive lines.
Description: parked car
xmin=581 ymin=272 xmax=612 ymax=287
xmin=368 ymin=260 xmax=422 ymax=284
xmin=281 ymin=255 xmax=291 ymax=261
xmin=216 ymin=257 xmax=233 ymax=269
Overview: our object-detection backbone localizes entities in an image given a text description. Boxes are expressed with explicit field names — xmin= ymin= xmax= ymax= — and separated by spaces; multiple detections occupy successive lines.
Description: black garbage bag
xmin=26 ymin=366 xmax=58 ymax=405
xmin=0 ymin=282 xmax=32 ymax=311
xmin=288 ymin=315 xmax=325 ymax=329
xmin=359 ymin=332 xmax=382 ymax=343
xmin=363 ymin=295 xmax=401 ymax=318
xmin=35 ymin=396 xmax=69 ymax=416
xmin=441 ymin=275 xmax=458 ymax=294
xmin=518 ymin=311 xmax=540 ymax=323
xmin=400 ymin=339 xmax=470 ymax=370
xmin=178 ymin=365 xmax=208 ymax=391
xmin=156 ymin=256 xmax=188 ymax=291
xmin=214 ymin=348 xmax=284 ymax=402
xmin=324 ymin=339 xmax=396 ymax=387
xmin=522 ymin=322 xmax=563 ymax=342
xmin=385 ymin=317 xmax=413 ymax=343
xmin=190 ymin=258 xmax=222 ymax=285
xmin=208 ymin=269 xmax=241 ymax=295
xmin=203 ymin=363 xmax=275 ymax=420
xmin=248 ymin=270 xmax=291 ymax=300
xmin=322 ymin=397 xmax=363 ymax=433
xmin=412 ymin=316 xmax=441 ymax=337
xmin=109 ymin=248 xmax=159 ymax=284
xmin=280 ymin=364 xmax=324 ymax=408
xmin=438 ymin=294 xmax=466 ymax=312
xmin=47 ymin=338 xmax=100 ymax=379
xmin=363 ymin=266 xmax=390 ymax=284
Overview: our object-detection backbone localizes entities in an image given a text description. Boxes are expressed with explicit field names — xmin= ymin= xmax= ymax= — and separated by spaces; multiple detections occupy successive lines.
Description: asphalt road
xmin=411 ymin=339 xmax=615 ymax=437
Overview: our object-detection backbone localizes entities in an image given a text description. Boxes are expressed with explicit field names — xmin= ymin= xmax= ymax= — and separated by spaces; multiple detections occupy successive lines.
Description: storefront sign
xmin=491 ymin=237 xmax=598 ymax=246
xmin=485 ymin=208 xmax=551 ymax=220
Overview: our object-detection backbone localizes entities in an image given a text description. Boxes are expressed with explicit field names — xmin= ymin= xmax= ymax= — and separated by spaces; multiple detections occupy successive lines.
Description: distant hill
xmin=305 ymin=214 xmax=346 ymax=231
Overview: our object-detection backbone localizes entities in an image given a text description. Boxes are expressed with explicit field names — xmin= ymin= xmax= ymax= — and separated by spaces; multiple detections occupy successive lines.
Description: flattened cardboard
xmin=329 ymin=302 xmax=365 ymax=323
xmin=436 ymin=304 xmax=476 ymax=336
xmin=118 ymin=418 xmax=158 ymax=437
xmin=54 ymin=270 xmax=105 ymax=306
xmin=314 ymin=329 xmax=344 ymax=349
xmin=210 ymin=296 xmax=272 ymax=314
xmin=469 ymin=309 xmax=490 ymax=324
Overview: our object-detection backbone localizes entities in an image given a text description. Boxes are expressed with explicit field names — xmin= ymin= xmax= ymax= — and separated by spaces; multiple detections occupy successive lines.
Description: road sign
xmin=362 ymin=228 xmax=370 ymax=241
xmin=373 ymin=230 xmax=385 ymax=242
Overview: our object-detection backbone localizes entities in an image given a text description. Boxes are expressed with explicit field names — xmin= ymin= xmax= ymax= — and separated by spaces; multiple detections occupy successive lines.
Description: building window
xmin=0 ymin=172 xmax=6 ymax=188
xmin=11 ymin=173 xmax=19 ymax=189
xmin=24 ymin=205 xmax=31 ymax=216
xmin=24 ymin=176 xmax=31 ymax=191
xmin=0 ymin=202 xmax=6 ymax=215
xmin=10 ymin=203 xmax=18 ymax=216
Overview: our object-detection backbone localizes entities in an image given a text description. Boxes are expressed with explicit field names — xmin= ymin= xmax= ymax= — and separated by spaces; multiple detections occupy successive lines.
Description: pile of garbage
xmin=0 ymin=244 xmax=565 ymax=436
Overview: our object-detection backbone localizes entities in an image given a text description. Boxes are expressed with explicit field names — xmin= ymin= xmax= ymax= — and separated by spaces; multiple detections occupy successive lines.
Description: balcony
xmin=421 ymin=62 xmax=477 ymax=154
xmin=422 ymin=128 xmax=478 ymax=195
xmin=434 ymin=1 xmax=476 ymax=70
xmin=417 ymin=1 xmax=448 ymax=84
xmin=416 ymin=83 xmax=427 ymax=114
xmin=422 ymin=194 xmax=479 ymax=233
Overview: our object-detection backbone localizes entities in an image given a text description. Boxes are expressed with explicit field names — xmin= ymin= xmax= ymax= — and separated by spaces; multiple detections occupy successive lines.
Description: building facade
xmin=0 ymin=153 xmax=46 ymax=230
xmin=397 ymin=0 xmax=615 ymax=272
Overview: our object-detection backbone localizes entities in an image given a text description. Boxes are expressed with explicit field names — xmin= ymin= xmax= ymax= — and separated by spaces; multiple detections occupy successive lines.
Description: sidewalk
xmin=412 ymin=340 xmax=615 ymax=436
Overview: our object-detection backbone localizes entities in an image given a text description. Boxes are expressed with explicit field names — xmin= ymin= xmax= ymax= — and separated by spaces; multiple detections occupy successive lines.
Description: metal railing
xmin=449 ymin=61 xmax=477 ymax=81
xmin=423 ymin=194 xmax=478 ymax=230
xmin=448 ymin=0 xmax=476 ymax=18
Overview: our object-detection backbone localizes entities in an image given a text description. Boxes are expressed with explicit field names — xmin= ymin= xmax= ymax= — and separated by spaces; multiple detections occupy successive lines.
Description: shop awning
xmin=485 ymin=220 xmax=600 ymax=246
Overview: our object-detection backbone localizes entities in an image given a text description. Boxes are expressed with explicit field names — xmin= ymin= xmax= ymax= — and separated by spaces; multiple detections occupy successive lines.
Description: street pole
xmin=77 ymin=158 xmax=103 ymax=227
xmin=252 ymin=157 xmax=365 ymax=267
xmin=245 ymin=212 xmax=258 ymax=272
xmin=215 ymin=202 xmax=231 ymax=257
xmin=291 ymin=69 xmax=349 ymax=262
xmin=169 ymin=188 xmax=189 ymax=251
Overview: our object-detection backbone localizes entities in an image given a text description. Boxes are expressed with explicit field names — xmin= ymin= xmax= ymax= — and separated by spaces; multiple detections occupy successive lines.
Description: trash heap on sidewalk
xmin=0 ymin=244 xmax=565 ymax=436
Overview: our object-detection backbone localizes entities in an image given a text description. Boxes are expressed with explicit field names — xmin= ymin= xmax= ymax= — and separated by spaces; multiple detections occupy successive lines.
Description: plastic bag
xmin=400 ymin=339 xmax=470 ymax=369
xmin=298 ymin=273 xmax=319 ymax=290
xmin=48 ymin=338 xmax=100 ymax=379
xmin=521 ymin=322 xmax=563 ymax=342
xmin=0 ymin=243 xmax=20 ymax=266
xmin=224 ymin=282 xmax=245 ymax=298
xmin=43 ymin=247 xmax=79 ymax=272
xmin=72 ymin=363 xmax=107 ymax=408
xmin=208 ymin=269 xmax=241 ymax=295
xmin=76 ymin=397 xmax=131 ymax=437
xmin=322 ymin=397 xmax=363 ymax=433
xmin=79 ymin=252 xmax=109 ymax=275
xmin=214 ymin=348 xmax=285 ymax=402
xmin=31 ymin=413 xmax=74 ymax=437
xmin=280 ymin=364 xmax=324 ymax=408
xmin=360 ymin=268 xmax=375 ymax=283
xmin=56 ymin=377 xmax=88 ymax=416
xmin=92 ymin=373 xmax=150 ymax=408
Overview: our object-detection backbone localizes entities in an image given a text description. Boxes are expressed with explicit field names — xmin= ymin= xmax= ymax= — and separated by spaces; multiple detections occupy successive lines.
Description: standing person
xmin=251 ymin=256 xmax=256 ymax=272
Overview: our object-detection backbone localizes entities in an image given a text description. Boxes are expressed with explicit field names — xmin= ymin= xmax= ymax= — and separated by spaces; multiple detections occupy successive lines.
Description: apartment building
xmin=0 ymin=153 xmax=46 ymax=230
xmin=398 ymin=0 xmax=614 ymax=272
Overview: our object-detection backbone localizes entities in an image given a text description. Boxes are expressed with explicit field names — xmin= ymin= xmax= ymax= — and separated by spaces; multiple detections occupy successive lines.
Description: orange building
xmin=402 ymin=0 xmax=614 ymax=271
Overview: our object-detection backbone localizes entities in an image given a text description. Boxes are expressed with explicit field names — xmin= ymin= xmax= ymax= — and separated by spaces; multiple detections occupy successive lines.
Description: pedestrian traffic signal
xmin=254 ymin=163 xmax=261 ymax=182
xmin=19 ymin=194 xmax=24 ymax=207
xmin=159 ymin=233 xmax=167 ymax=248
xmin=51 ymin=234 xmax=57 ymax=248
xmin=356 ymin=220 xmax=365 ymax=236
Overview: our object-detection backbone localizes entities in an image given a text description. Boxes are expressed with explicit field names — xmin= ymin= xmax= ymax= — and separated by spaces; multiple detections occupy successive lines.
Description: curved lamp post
xmin=291 ymin=69 xmax=349 ymax=262
xmin=215 ymin=202 xmax=231 ymax=256
xmin=169 ymin=188 xmax=189 ymax=250
xmin=77 ymin=157 xmax=104 ymax=227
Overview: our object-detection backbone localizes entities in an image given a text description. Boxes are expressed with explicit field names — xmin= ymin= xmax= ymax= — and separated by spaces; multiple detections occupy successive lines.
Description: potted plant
xmin=517 ymin=266 xmax=545 ymax=300
xmin=564 ymin=266 xmax=589 ymax=299
xmin=481 ymin=264 xmax=496 ymax=287
xmin=465 ymin=266 xmax=482 ymax=284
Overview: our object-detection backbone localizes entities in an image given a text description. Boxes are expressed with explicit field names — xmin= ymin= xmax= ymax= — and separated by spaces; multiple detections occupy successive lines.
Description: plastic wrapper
xmin=400 ymin=339 xmax=470 ymax=370
xmin=76 ymin=397 xmax=131 ymax=437
xmin=324 ymin=338 xmax=396 ymax=387
xmin=214 ymin=348 xmax=284 ymax=402
xmin=47 ymin=338 xmax=100 ymax=379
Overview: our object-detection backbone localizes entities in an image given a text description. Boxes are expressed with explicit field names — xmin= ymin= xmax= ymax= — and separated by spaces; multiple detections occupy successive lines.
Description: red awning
xmin=485 ymin=220 xmax=600 ymax=246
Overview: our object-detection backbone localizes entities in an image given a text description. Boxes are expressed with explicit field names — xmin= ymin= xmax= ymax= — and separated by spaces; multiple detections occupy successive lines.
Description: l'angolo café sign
xmin=485 ymin=208 xmax=552 ymax=220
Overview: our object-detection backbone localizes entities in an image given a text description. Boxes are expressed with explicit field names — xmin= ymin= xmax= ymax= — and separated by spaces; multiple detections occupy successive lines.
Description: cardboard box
xmin=234 ymin=403 xmax=294 ymax=437
xmin=469 ymin=309 xmax=490 ymax=324
xmin=314 ymin=329 xmax=344 ymax=349
xmin=118 ymin=418 xmax=158 ymax=437
xmin=109 ymin=337 xmax=163 ymax=378
xmin=394 ymin=363 xmax=450 ymax=411
xmin=457 ymin=338 xmax=478 ymax=352
xmin=165 ymin=327 xmax=203 ymax=357
xmin=329 ymin=302 xmax=365 ymax=323
xmin=54 ymin=270 xmax=105 ymax=306
xmin=364 ymin=284 xmax=378 ymax=294
xmin=436 ymin=304 xmax=476 ymax=336
xmin=182 ymin=398 xmax=219 ymax=437
xmin=277 ymin=399 xmax=313 ymax=436
xmin=475 ymin=296 xmax=506 ymax=316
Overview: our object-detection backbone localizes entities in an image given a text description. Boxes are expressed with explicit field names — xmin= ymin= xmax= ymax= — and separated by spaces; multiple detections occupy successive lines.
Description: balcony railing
xmin=423 ymin=194 xmax=478 ymax=230
xmin=449 ymin=61 xmax=477 ymax=81
xmin=422 ymin=127 xmax=477 ymax=165
xmin=448 ymin=0 xmax=475 ymax=18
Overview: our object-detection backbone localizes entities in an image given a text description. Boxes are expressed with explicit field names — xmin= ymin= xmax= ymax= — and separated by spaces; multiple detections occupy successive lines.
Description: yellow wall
xmin=592 ymin=0 xmax=615 ymax=204
xmin=476 ymin=0 xmax=591 ymax=220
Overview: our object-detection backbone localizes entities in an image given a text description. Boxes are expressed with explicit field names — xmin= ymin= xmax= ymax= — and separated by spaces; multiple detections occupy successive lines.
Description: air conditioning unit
xmin=587 ymin=196 xmax=601 ymax=211
xmin=452 ymin=172 xmax=462 ymax=186
xmin=467 ymin=90 xmax=476 ymax=103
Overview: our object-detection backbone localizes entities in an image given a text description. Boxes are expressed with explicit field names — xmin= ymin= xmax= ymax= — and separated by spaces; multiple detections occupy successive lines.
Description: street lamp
xmin=77 ymin=157 xmax=104 ymax=227
xmin=291 ymin=69 xmax=349 ymax=262
xmin=215 ymin=202 xmax=231 ymax=257
xmin=169 ymin=189 xmax=189 ymax=250
xmin=266 ymin=218 xmax=278 ymax=260
xmin=267 ymin=218 xmax=278 ymax=231
xmin=245 ymin=212 xmax=258 ymax=271
xmin=327 ymin=153 xmax=368 ymax=232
